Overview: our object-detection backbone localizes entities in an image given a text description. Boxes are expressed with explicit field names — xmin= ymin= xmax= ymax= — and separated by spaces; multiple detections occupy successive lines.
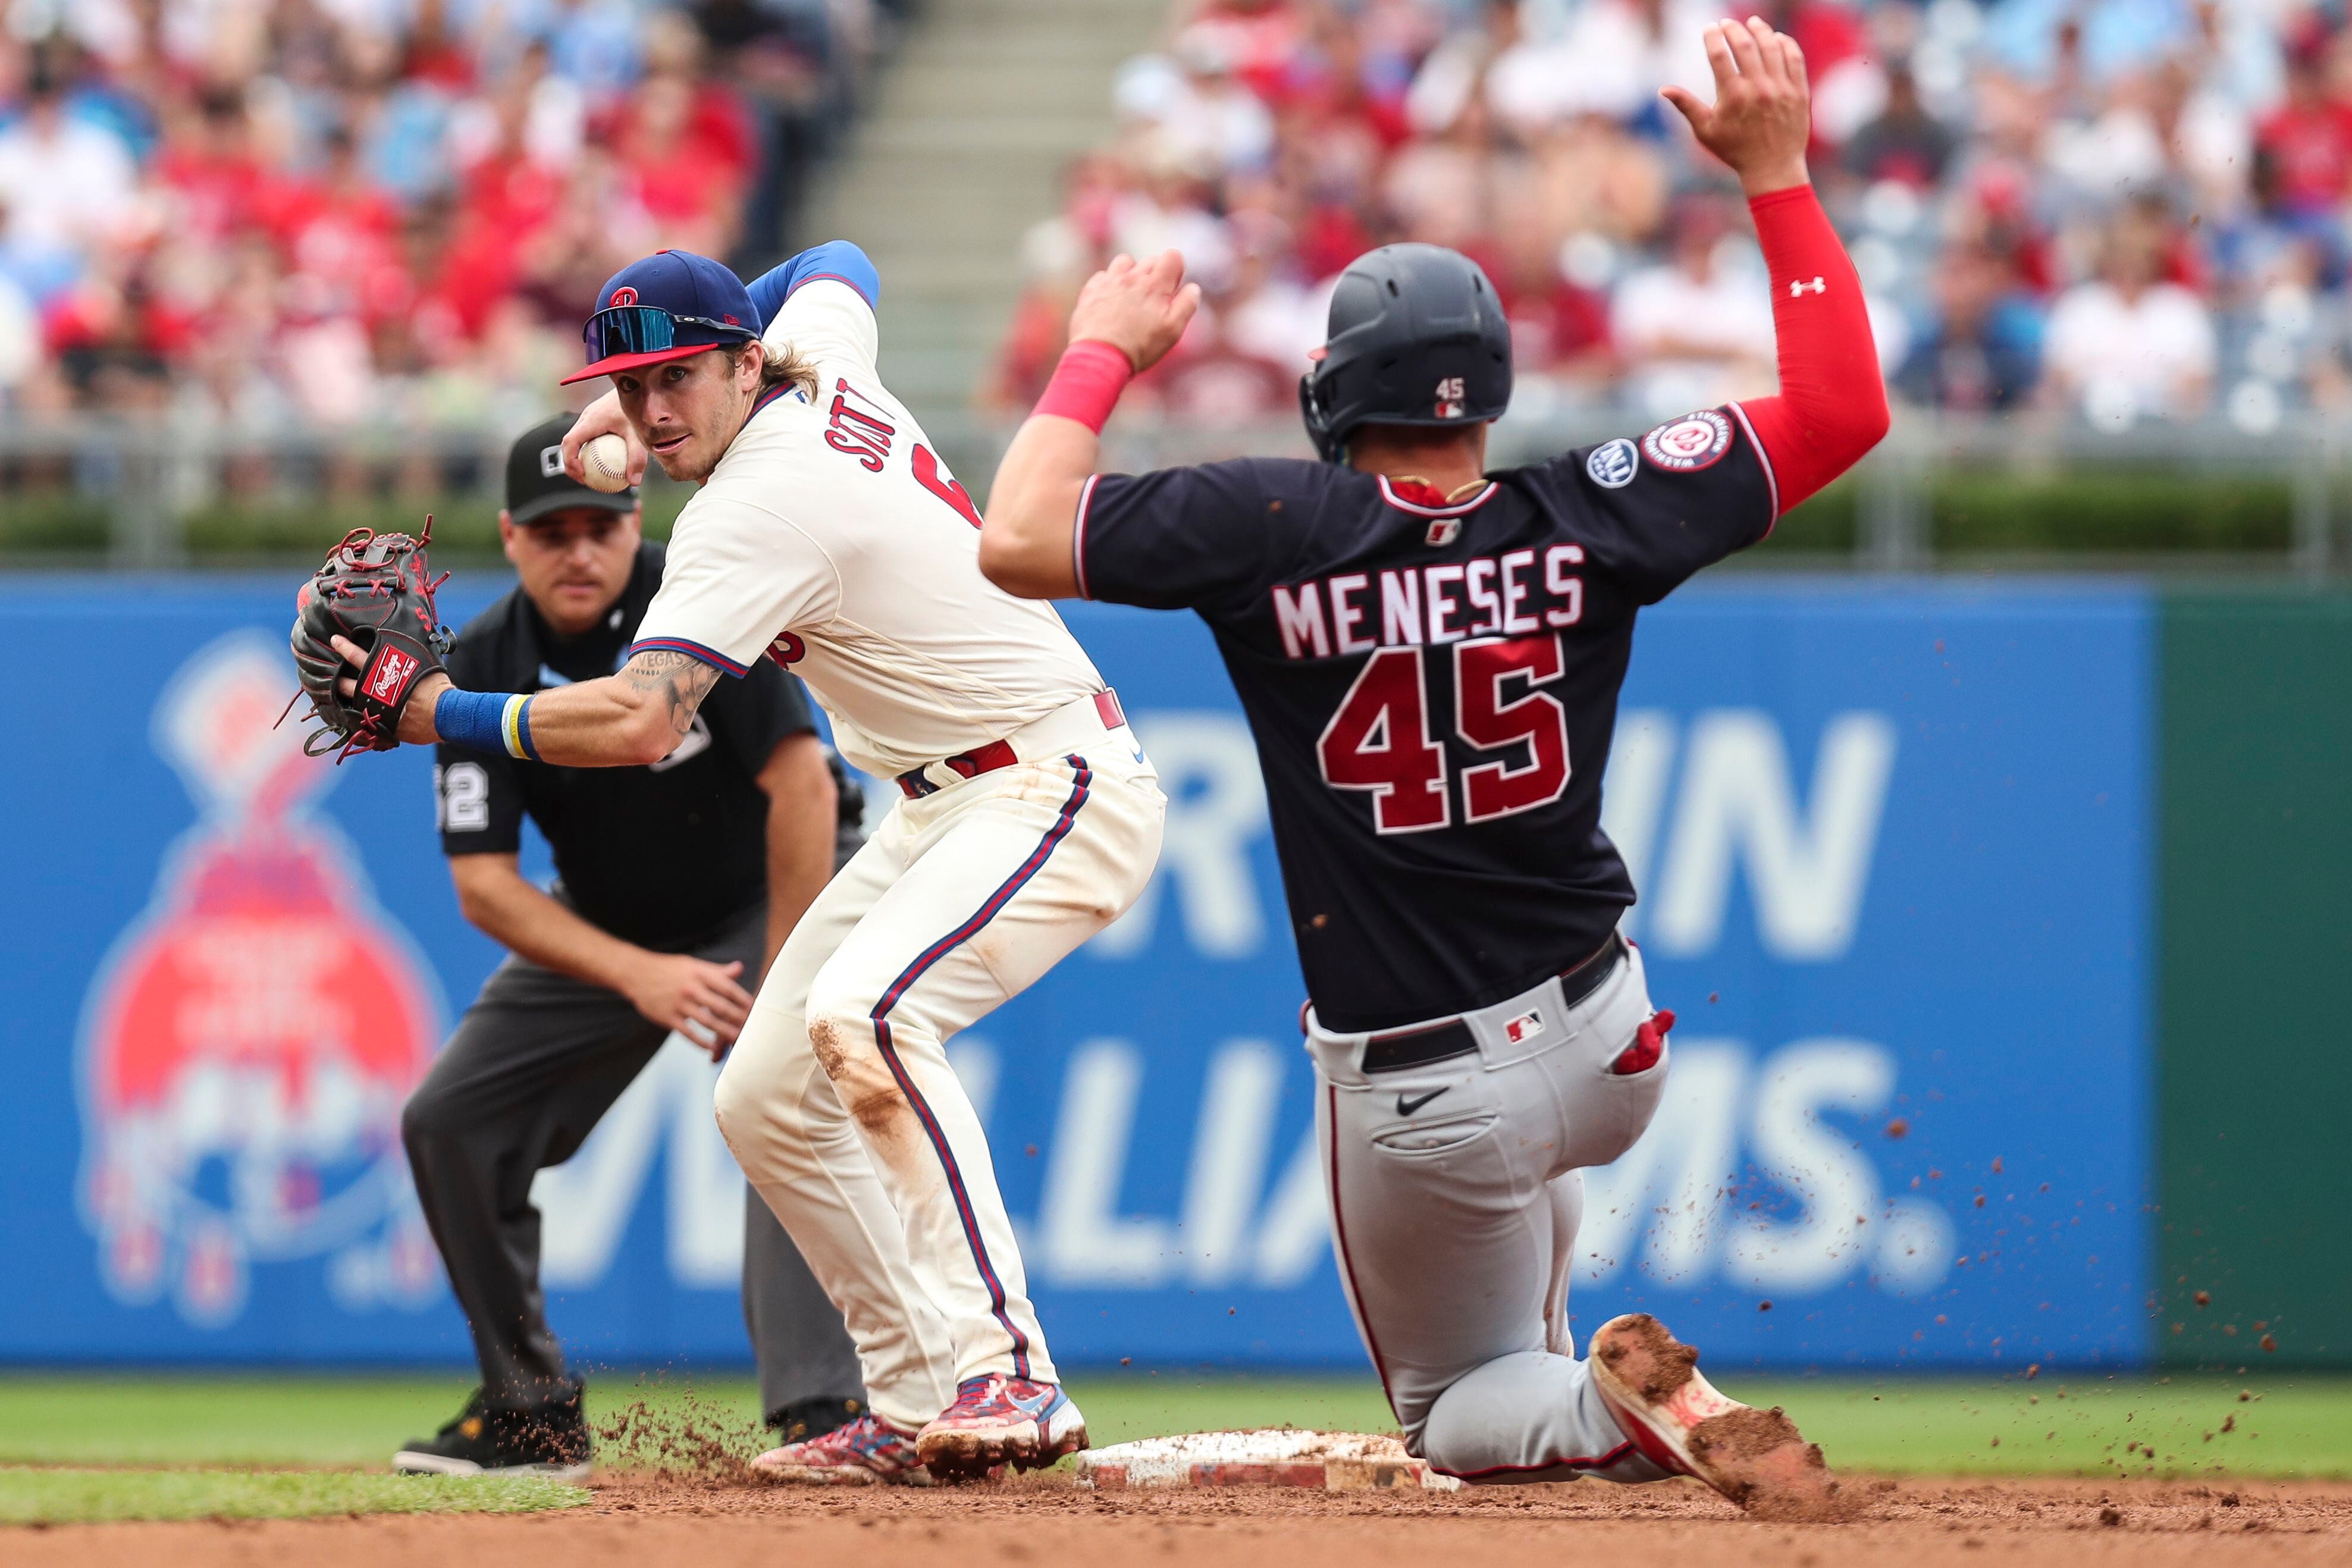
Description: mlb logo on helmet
xmin=1434 ymin=375 xmax=1466 ymax=420
xmin=76 ymin=631 xmax=444 ymax=1327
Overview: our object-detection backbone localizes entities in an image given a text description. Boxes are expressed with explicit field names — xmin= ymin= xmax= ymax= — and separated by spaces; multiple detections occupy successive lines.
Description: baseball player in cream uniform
xmin=349 ymin=242 xmax=1165 ymax=1484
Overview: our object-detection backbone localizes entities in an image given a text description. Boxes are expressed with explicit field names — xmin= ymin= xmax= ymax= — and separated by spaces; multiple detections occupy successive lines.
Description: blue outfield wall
xmin=0 ymin=576 xmax=2152 ymax=1372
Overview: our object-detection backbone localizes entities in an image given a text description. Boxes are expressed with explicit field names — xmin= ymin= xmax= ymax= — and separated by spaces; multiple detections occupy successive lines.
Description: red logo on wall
xmin=76 ymin=632 xmax=445 ymax=1326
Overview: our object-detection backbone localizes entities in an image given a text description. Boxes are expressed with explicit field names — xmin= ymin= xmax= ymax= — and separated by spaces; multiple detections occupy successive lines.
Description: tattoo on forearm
xmin=620 ymin=650 xmax=721 ymax=738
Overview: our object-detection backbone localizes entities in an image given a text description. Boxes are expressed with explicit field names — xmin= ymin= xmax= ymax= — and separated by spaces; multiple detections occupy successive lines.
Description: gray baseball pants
xmin=403 ymin=892 xmax=862 ymax=1419
xmin=1307 ymin=937 xmax=1677 ymax=1484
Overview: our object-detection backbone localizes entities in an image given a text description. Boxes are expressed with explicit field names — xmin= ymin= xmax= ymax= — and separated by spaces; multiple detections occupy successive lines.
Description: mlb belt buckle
xmin=1358 ymin=933 xmax=1626 ymax=1074
xmin=896 ymin=690 xmax=1126 ymax=799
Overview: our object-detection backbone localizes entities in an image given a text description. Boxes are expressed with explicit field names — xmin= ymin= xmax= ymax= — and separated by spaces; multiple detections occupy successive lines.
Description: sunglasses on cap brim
xmin=581 ymin=305 xmax=757 ymax=362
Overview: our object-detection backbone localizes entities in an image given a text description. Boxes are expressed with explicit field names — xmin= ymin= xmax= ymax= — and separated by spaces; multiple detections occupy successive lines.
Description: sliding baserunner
xmin=975 ymin=19 xmax=1882 ymax=1514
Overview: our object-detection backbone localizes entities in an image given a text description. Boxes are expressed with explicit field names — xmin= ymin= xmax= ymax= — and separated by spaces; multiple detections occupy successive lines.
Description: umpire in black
xmin=394 ymin=414 xmax=867 ymax=1478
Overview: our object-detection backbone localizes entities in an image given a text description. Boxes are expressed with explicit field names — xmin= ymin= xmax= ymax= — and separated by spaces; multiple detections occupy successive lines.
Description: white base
xmin=1075 ymin=1429 xmax=1460 ymax=1492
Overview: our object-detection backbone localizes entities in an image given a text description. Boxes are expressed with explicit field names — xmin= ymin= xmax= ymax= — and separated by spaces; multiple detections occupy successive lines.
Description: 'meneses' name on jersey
xmin=1269 ymin=545 xmax=1586 ymax=660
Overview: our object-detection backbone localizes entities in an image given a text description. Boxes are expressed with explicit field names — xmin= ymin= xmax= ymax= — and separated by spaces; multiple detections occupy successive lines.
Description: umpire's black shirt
xmin=434 ymin=541 xmax=835 ymax=951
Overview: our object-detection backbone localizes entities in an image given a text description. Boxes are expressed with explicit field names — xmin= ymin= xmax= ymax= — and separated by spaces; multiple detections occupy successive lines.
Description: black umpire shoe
xmin=393 ymin=1386 xmax=592 ymax=1482
xmin=767 ymin=1394 xmax=864 ymax=1445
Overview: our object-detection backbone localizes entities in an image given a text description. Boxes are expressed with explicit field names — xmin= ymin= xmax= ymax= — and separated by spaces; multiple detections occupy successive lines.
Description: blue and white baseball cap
xmin=563 ymin=250 xmax=763 ymax=385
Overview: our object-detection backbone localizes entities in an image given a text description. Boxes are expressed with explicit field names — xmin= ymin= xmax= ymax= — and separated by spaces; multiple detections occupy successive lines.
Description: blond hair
xmin=752 ymin=340 xmax=821 ymax=402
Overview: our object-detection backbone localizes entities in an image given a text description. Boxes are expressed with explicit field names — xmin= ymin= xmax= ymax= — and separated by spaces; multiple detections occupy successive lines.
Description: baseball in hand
xmin=579 ymin=433 xmax=633 ymax=493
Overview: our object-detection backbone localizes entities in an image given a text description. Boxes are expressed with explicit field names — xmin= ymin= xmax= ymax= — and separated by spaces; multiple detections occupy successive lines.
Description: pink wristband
xmin=1032 ymin=340 xmax=1134 ymax=434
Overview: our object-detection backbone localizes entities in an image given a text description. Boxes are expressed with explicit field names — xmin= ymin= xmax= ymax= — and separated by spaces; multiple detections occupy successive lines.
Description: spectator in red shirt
xmin=153 ymin=87 xmax=271 ymax=248
xmin=271 ymin=127 xmax=408 ymax=327
xmin=617 ymin=71 xmax=747 ymax=256
xmin=2255 ymin=30 xmax=2352 ymax=218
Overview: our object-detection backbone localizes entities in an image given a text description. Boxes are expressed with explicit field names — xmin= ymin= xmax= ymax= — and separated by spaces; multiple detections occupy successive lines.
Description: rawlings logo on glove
xmin=283 ymin=519 xmax=453 ymax=763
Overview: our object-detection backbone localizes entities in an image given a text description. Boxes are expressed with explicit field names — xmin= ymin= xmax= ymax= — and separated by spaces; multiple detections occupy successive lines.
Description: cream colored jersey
xmin=631 ymin=277 xmax=1110 ymax=780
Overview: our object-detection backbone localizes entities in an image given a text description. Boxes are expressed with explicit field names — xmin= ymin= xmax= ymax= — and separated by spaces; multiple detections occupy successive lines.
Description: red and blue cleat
xmin=751 ymin=1410 xmax=933 ymax=1486
xmin=916 ymin=1374 xmax=1089 ymax=1482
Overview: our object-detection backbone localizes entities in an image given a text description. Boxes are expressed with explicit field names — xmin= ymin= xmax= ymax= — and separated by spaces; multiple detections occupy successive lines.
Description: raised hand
xmin=1660 ymin=17 xmax=1812 ymax=197
xmin=1066 ymin=250 xmax=1202 ymax=375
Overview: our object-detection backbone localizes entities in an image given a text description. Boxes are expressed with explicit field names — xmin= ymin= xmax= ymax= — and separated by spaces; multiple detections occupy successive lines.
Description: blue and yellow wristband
xmin=435 ymin=688 xmax=540 ymax=761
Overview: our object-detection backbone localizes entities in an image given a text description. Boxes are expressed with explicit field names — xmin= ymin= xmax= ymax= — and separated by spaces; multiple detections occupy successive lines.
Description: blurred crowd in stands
xmin=988 ymin=0 xmax=2352 ymax=431
xmin=0 ymin=0 xmax=899 ymax=429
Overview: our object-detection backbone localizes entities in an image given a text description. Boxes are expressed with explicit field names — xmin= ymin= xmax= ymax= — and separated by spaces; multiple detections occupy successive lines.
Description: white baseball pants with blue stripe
xmin=714 ymin=747 xmax=1164 ymax=1432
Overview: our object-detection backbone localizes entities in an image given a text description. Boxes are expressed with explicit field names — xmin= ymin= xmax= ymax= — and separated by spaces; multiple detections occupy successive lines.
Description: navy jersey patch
xmin=1585 ymin=438 xmax=1638 ymax=489
xmin=1641 ymin=410 xmax=1733 ymax=472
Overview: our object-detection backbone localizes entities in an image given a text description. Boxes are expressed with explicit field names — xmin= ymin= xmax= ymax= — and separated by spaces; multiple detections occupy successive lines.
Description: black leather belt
xmin=1359 ymin=934 xmax=1626 ymax=1075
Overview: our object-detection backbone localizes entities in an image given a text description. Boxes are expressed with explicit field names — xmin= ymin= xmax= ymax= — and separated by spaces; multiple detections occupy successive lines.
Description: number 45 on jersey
xmin=1318 ymin=636 xmax=1569 ymax=833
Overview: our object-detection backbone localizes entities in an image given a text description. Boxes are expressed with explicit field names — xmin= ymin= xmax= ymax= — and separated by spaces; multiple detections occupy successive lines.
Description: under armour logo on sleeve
xmin=1790 ymin=277 xmax=1827 ymax=297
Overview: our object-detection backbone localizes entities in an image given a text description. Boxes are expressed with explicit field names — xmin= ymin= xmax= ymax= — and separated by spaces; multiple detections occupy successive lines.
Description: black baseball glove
xmin=287 ymin=519 xmax=454 ymax=763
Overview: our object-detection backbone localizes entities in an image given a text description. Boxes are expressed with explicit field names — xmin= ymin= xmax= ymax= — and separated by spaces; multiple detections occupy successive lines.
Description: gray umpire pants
xmin=1306 ymin=939 xmax=1677 ymax=1485
xmin=403 ymin=890 xmax=863 ymax=1418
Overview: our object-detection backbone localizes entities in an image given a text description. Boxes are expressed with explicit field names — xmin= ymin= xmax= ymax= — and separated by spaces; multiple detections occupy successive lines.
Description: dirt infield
xmin=9 ymin=1471 xmax=2352 ymax=1567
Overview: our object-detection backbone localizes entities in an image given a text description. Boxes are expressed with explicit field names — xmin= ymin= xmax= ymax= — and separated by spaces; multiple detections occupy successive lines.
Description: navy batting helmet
xmin=1299 ymin=243 xmax=1512 ymax=463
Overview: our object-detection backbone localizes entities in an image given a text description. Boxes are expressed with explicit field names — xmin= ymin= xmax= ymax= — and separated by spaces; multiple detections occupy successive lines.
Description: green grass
xmin=0 ymin=1467 xmax=587 ymax=1525
xmin=1729 ymin=1373 xmax=2352 ymax=1479
xmin=0 ymin=1369 xmax=2345 ymax=1506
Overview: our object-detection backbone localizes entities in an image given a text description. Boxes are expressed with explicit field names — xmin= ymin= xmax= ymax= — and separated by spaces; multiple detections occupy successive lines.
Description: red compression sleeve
xmin=1031 ymin=339 xmax=1134 ymax=434
xmin=1735 ymin=185 xmax=1891 ymax=518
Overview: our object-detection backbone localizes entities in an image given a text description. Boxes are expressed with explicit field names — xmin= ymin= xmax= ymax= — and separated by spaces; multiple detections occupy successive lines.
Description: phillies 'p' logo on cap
xmin=609 ymin=286 xmax=638 ymax=307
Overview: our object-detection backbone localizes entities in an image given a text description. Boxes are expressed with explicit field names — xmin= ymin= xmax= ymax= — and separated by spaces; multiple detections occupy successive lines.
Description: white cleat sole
xmin=1589 ymin=1313 xmax=1851 ymax=1523
xmin=392 ymin=1451 xmax=592 ymax=1484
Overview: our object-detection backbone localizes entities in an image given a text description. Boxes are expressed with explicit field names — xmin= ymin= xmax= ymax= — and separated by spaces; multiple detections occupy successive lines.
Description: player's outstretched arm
xmin=1663 ymin=17 xmax=1888 ymax=512
xmin=979 ymin=250 xmax=1199 ymax=598
xmin=331 ymin=639 xmax=721 ymax=767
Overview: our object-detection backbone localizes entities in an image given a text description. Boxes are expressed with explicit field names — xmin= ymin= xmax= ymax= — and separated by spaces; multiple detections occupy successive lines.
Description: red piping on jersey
xmin=785 ymin=271 xmax=879 ymax=309
xmin=749 ymin=379 xmax=804 ymax=420
xmin=1732 ymin=184 xmax=1890 ymax=515
xmin=625 ymin=635 xmax=748 ymax=678
xmin=1376 ymin=476 xmax=1497 ymax=518
xmin=1724 ymin=402 xmax=1780 ymax=532
xmin=1071 ymin=473 xmax=1102 ymax=600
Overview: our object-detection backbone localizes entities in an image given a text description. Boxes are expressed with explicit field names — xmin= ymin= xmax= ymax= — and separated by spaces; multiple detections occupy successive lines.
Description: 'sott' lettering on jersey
xmin=824 ymin=377 xmax=896 ymax=471
xmin=631 ymin=252 xmax=1115 ymax=782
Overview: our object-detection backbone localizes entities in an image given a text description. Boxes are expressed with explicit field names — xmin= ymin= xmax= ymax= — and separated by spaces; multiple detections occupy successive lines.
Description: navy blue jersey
xmin=1078 ymin=408 xmax=1777 ymax=1032
xmin=433 ymin=542 xmax=849 ymax=951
